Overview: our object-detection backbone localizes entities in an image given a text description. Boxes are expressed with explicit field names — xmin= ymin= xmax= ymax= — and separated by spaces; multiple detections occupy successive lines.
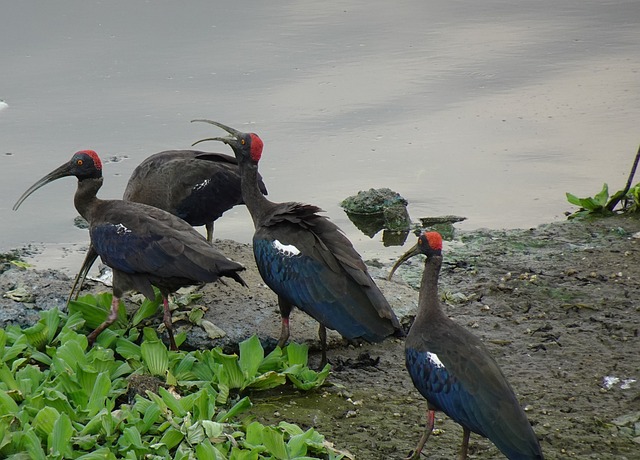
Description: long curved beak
xmin=190 ymin=119 xmax=241 ymax=147
xmin=387 ymin=242 xmax=422 ymax=280
xmin=13 ymin=161 xmax=74 ymax=211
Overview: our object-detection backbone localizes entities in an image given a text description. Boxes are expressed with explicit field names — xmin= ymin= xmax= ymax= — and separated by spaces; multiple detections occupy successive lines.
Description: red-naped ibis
xmin=13 ymin=150 xmax=247 ymax=349
xmin=388 ymin=231 xmax=544 ymax=459
xmin=67 ymin=149 xmax=267 ymax=301
xmin=191 ymin=120 xmax=403 ymax=365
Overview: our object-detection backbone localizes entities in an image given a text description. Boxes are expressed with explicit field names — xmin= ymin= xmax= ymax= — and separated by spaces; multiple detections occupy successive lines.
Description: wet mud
xmin=1 ymin=216 xmax=639 ymax=459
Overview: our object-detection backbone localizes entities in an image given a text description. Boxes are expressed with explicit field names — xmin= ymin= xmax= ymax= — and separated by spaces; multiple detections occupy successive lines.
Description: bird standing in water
xmin=13 ymin=150 xmax=246 ymax=349
xmin=192 ymin=120 xmax=403 ymax=365
xmin=388 ymin=231 xmax=543 ymax=459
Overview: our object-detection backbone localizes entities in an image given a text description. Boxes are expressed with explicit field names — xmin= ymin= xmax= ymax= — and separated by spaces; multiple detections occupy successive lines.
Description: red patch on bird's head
xmin=249 ymin=133 xmax=263 ymax=162
xmin=77 ymin=150 xmax=103 ymax=170
xmin=422 ymin=231 xmax=443 ymax=251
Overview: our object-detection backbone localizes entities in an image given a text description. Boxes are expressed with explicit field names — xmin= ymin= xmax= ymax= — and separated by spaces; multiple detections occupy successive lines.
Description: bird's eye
xmin=241 ymin=139 xmax=246 ymax=145
xmin=77 ymin=160 xmax=83 ymax=166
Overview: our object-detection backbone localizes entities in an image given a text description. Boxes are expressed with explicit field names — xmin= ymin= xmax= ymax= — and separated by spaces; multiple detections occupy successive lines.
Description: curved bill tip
xmin=191 ymin=136 xmax=228 ymax=147
xmin=387 ymin=243 xmax=421 ymax=280
xmin=12 ymin=163 xmax=73 ymax=211
xmin=190 ymin=119 xmax=241 ymax=135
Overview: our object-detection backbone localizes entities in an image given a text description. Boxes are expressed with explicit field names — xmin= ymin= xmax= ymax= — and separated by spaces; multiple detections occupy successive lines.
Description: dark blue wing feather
xmin=406 ymin=343 xmax=543 ymax=459
xmin=90 ymin=223 xmax=163 ymax=274
xmin=253 ymin=238 xmax=393 ymax=341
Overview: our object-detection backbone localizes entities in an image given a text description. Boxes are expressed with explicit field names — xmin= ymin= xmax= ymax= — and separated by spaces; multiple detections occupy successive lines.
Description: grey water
xmin=1 ymin=0 xmax=639 ymax=270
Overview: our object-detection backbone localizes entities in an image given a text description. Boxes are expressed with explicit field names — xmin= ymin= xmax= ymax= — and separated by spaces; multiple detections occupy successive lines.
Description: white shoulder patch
xmin=426 ymin=352 xmax=445 ymax=369
xmin=272 ymin=239 xmax=301 ymax=257
xmin=115 ymin=223 xmax=132 ymax=234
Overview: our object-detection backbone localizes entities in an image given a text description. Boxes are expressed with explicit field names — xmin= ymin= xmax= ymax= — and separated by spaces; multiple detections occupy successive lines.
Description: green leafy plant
xmin=566 ymin=183 xmax=614 ymax=218
xmin=0 ymin=300 xmax=343 ymax=459
xmin=566 ymin=145 xmax=640 ymax=218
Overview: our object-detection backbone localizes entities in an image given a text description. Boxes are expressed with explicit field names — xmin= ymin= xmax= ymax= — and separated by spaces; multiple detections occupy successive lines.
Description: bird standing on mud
xmin=388 ymin=231 xmax=543 ymax=460
xmin=13 ymin=150 xmax=247 ymax=349
xmin=192 ymin=119 xmax=403 ymax=365
xmin=67 ymin=149 xmax=267 ymax=301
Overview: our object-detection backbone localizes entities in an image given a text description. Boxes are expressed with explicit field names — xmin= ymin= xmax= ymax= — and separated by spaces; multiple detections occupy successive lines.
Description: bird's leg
xmin=67 ymin=244 xmax=99 ymax=305
xmin=162 ymin=297 xmax=178 ymax=351
xmin=458 ymin=427 xmax=470 ymax=460
xmin=318 ymin=324 xmax=328 ymax=368
xmin=205 ymin=222 xmax=214 ymax=244
xmin=87 ymin=295 xmax=121 ymax=346
xmin=276 ymin=297 xmax=292 ymax=348
xmin=406 ymin=409 xmax=436 ymax=460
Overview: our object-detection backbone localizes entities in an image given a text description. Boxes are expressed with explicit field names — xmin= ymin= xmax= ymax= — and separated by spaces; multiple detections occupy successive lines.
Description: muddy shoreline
xmin=1 ymin=216 xmax=639 ymax=459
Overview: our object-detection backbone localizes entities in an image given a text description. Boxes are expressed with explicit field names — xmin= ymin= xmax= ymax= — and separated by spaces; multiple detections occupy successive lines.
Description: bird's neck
xmin=414 ymin=255 xmax=444 ymax=324
xmin=239 ymin=160 xmax=274 ymax=228
xmin=73 ymin=177 xmax=103 ymax=222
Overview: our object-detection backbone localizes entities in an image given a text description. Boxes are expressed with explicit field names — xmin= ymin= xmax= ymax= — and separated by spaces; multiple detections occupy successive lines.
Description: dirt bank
xmin=1 ymin=215 xmax=639 ymax=459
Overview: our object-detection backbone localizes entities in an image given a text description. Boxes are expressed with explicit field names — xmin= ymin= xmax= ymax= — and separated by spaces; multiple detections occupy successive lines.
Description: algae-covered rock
xmin=340 ymin=188 xmax=408 ymax=215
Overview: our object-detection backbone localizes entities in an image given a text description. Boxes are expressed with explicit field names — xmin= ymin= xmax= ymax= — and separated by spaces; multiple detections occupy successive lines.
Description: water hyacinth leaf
xmin=230 ymin=447 xmax=260 ymax=460
xmin=49 ymin=412 xmax=73 ymax=458
xmin=140 ymin=402 xmax=161 ymax=434
xmin=76 ymin=447 xmax=118 ymax=460
xmin=141 ymin=338 xmax=169 ymax=377
xmin=158 ymin=386 xmax=186 ymax=417
xmin=258 ymin=346 xmax=284 ymax=373
xmin=32 ymin=406 xmax=60 ymax=438
xmin=159 ymin=427 xmax=184 ymax=450
xmin=116 ymin=338 xmax=142 ymax=361
xmin=59 ymin=311 xmax=87 ymax=335
xmin=122 ymin=426 xmax=144 ymax=449
xmin=245 ymin=371 xmax=287 ymax=391
xmin=69 ymin=293 xmax=128 ymax=330
xmin=0 ymin=330 xmax=5 ymax=358
xmin=87 ymin=371 xmax=112 ymax=417
xmin=55 ymin=337 xmax=88 ymax=371
xmin=594 ymin=183 xmax=609 ymax=205
xmin=79 ymin=408 xmax=110 ymax=436
xmin=285 ymin=342 xmax=309 ymax=367
xmin=244 ymin=421 xmax=265 ymax=447
xmin=286 ymin=364 xmax=331 ymax=391
xmin=21 ymin=322 xmax=49 ymax=350
xmin=0 ymin=363 xmax=19 ymax=393
xmin=0 ymin=389 xmax=20 ymax=415
xmin=215 ymin=396 xmax=251 ymax=423
xmin=132 ymin=295 xmax=162 ymax=327
xmin=201 ymin=420 xmax=225 ymax=439
xmin=19 ymin=428 xmax=47 ymax=459
xmin=186 ymin=420 xmax=206 ymax=445
xmin=172 ymin=354 xmax=197 ymax=381
xmin=261 ymin=426 xmax=288 ymax=460
xmin=195 ymin=440 xmax=224 ymax=460
xmin=2 ymin=334 xmax=28 ymax=363
xmin=212 ymin=349 xmax=245 ymax=389
xmin=238 ymin=335 xmax=264 ymax=379
xmin=40 ymin=388 xmax=76 ymax=419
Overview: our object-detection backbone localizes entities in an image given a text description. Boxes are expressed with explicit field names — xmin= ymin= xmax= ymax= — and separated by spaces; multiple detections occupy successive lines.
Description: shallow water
xmin=1 ymin=0 xmax=639 ymax=262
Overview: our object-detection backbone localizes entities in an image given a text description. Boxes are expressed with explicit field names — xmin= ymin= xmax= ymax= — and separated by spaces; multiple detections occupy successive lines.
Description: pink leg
xmin=162 ymin=297 xmax=178 ymax=351
xmin=278 ymin=317 xmax=290 ymax=348
xmin=87 ymin=295 xmax=120 ymax=346
xmin=406 ymin=409 xmax=436 ymax=460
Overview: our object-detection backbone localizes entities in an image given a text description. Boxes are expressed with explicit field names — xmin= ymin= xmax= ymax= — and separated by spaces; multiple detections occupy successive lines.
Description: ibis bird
xmin=192 ymin=120 xmax=403 ymax=365
xmin=388 ymin=231 xmax=544 ymax=459
xmin=67 ymin=149 xmax=267 ymax=301
xmin=13 ymin=150 xmax=247 ymax=349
